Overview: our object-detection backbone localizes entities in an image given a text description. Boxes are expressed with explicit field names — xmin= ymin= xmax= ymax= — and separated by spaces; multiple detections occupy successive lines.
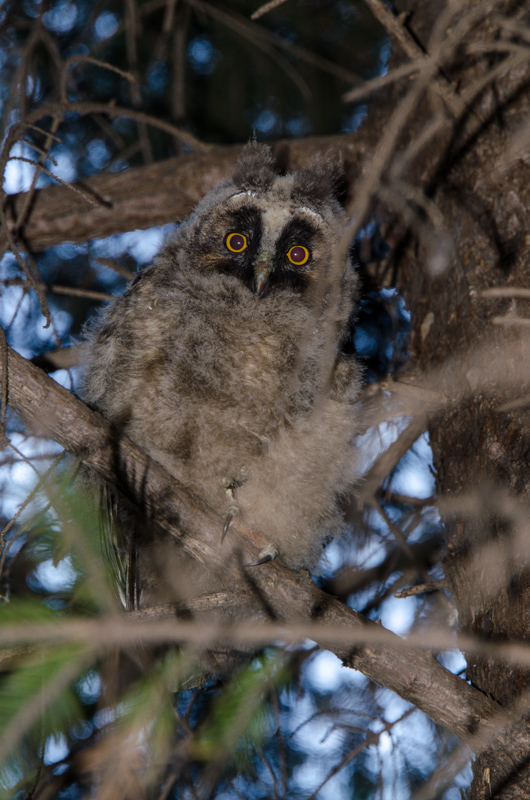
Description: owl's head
xmin=179 ymin=145 xmax=352 ymax=302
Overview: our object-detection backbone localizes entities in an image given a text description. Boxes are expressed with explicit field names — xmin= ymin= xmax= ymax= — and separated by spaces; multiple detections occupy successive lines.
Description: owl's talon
xmin=221 ymin=506 xmax=239 ymax=542
xmin=247 ymin=545 xmax=278 ymax=567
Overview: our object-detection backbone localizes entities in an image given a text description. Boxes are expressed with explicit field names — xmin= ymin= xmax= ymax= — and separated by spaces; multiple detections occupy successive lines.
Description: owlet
xmin=82 ymin=144 xmax=361 ymax=610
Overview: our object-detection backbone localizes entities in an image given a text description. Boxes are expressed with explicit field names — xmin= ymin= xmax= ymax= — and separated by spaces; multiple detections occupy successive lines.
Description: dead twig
xmin=361 ymin=0 xmax=465 ymax=116
xmin=483 ymin=287 xmax=530 ymax=299
xmin=395 ymin=579 xmax=447 ymax=598
xmin=1 ymin=278 xmax=115 ymax=303
xmin=250 ymin=0 xmax=290 ymax=21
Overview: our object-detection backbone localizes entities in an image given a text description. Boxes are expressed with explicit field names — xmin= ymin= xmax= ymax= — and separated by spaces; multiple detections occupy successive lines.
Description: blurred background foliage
xmin=0 ymin=1 xmax=465 ymax=798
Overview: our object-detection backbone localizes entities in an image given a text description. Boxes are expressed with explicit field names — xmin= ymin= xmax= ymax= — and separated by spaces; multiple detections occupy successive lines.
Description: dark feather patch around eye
xmin=275 ymin=218 xmax=320 ymax=268
xmin=226 ymin=206 xmax=262 ymax=238
xmin=207 ymin=205 xmax=262 ymax=292
xmin=266 ymin=217 xmax=322 ymax=295
xmin=193 ymin=206 xmax=261 ymax=256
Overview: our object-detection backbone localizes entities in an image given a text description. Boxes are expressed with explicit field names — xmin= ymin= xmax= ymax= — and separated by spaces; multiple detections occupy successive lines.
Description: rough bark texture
xmin=388 ymin=0 xmax=530 ymax=796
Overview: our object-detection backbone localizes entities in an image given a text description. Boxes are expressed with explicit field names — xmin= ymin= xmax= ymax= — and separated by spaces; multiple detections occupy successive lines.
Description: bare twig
xmin=0 ymin=449 xmax=66 ymax=570
xmin=170 ymin=4 xmax=190 ymax=124
xmin=8 ymin=156 xmax=100 ymax=207
xmin=356 ymin=414 xmax=430 ymax=506
xmin=361 ymin=0 xmax=464 ymax=116
xmin=125 ymin=0 xmax=154 ymax=164
xmin=181 ymin=0 xmax=364 ymax=87
xmin=483 ymin=287 xmax=530 ymax=299
xmin=1 ymin=278 xmax=115 ymax=303
xmin=493 ymin=315 xmax=530 ymax=327
xmin=395 ymin=579 xmax=447 ymax=598
xmin=95 ymin=257 xmax=135 ymax=281
xmin=61 ymin=55 xmax=136 ymax=102
xmin=250 ymin=0 xmax=290 ymax=21
xmin=342 ymin=61 xmax=421 ymax=104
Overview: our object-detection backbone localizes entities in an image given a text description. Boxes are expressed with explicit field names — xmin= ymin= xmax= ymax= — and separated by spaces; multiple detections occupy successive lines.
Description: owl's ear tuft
xmin=232 ymin=142 xmax=277 ymax=193
xmin=292 ymin=156 xmax=347 ymax=208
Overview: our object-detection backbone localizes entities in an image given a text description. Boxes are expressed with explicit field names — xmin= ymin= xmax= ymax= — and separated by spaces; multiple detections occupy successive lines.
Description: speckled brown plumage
xmin=81 ymin=144 xmax=360 ymax=609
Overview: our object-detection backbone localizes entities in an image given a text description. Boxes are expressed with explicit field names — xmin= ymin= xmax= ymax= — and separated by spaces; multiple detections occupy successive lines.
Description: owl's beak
xmin=254 ymin=250 xmax=273 ymax=297
xmin=255 ymin=275 xmax=268 ymax=297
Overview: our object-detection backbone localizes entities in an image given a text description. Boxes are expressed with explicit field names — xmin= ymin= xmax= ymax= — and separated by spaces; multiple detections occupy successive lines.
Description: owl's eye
xmin=225 ymin=232 xmax=248 ymax=253
xmin=287 ymin=245 xmax=310 ymax=266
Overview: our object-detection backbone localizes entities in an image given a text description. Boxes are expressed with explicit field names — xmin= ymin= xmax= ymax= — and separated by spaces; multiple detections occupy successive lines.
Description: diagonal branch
xmin=1 ymin=340 xmax=527 ymax=759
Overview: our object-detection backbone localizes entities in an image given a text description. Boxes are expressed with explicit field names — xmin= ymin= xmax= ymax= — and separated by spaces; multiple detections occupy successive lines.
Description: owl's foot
xmin=247 ymin=544 xmax=279 ymax=567
xmin=221 ymin=506 xmax=239 ymax=543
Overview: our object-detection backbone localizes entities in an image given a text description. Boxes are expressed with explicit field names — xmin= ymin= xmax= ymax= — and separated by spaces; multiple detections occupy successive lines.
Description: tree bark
xmin=386 ymin=0 xmax=530 ymax=796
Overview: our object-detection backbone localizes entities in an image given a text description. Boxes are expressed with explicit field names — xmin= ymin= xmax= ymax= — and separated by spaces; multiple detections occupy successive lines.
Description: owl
xmin=82 ymin=144 xmax=360 ymax=611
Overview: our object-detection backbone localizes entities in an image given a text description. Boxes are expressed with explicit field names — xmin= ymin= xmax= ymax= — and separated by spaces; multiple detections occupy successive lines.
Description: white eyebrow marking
xmin=296 ymin=205 xmax=323 ymax=220
xmin=230 ymin=190 xmax=258 ymax=200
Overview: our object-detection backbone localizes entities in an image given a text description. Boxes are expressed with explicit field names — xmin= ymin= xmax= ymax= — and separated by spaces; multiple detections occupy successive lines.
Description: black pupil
xmin=230 ymin=234 xmax=245 ymax=250
xmin=290 ymin=247 xmax=305 ymax=263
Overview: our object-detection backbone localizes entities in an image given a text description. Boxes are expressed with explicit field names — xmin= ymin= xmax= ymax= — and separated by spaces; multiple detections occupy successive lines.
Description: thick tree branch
xmin=1 ymin=134 xmax=363 ymax=253
xmin=2 ymin=341 xmax=527 ymax=757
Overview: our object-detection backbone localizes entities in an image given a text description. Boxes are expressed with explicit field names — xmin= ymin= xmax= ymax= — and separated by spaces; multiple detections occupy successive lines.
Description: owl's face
xmin=182 ymin=146 xmax=349 ymax=302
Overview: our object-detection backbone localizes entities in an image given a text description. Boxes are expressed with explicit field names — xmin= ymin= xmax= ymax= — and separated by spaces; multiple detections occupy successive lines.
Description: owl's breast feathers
xmin=82 ymin=145 xmax=360 ymax=571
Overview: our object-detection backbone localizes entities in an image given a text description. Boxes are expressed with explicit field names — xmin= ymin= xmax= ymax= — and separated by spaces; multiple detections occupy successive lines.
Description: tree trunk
xmin=386 ymin=0 xmax=530 ymax=796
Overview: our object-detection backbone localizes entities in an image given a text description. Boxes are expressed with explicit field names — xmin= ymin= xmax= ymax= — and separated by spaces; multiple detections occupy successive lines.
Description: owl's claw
xmin=221 ymin=506 xmax=239 ymax=542
xmin=247 ymin=544 xmax=278 ymax=567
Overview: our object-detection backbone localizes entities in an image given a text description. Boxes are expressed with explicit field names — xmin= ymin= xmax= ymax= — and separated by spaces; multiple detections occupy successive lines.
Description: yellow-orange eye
xmin=287 ymin=245 xmax=310 ymax=266
xmin=226 ymin=232 xmax=248 ymax=253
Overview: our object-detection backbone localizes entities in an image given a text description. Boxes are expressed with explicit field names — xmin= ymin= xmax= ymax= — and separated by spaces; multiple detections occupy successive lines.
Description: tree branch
xmin=1 ymin=134 xmax=363 ymax=253
xmin=2 ymin=341 xmax=526 ymax=757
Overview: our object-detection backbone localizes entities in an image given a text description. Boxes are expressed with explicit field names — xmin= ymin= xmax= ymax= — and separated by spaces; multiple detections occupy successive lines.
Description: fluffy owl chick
xmin=82 ymin=145 xmax=360 ymax=605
